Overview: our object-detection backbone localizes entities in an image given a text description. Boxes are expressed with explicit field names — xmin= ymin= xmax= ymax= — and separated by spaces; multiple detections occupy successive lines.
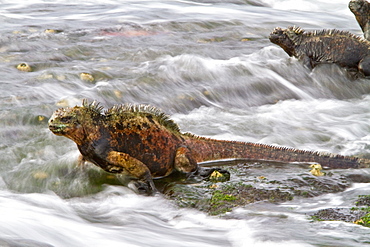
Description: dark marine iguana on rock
xmin=269 ymin=26 xmax=370 ymax=76
xmin=349 ymin=0 xmax=370 ymax=40
xmin=48 ymin=100 xmax=370 ymax=194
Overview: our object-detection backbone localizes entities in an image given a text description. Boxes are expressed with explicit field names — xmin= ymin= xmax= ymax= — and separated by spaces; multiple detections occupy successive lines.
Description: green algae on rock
xmin=311 ymin=195 xmax=370 ymax=227
xmin=162 ymin=160 xmax=353 ymax=215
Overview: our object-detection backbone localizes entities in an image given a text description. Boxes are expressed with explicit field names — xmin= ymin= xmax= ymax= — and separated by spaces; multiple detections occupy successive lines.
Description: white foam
xmin=261 ymin=0 xmax=349 ymax=13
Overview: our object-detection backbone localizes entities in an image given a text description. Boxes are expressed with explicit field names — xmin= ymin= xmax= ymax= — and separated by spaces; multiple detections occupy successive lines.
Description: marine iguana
xmin=48 ymin=100 xmax=370 ymax=194
xmin=349 ymin=0 xmax=370 ymax=40
xmin=269 ymin=26 xmax=370 ymax=76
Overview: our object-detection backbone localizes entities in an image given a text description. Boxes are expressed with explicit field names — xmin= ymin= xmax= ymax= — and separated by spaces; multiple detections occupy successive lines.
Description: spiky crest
xmin=285 ymin=26 xmax=370 ymax=45
xmin=290 ymin=26 xmax=305 ymax=35
xmin=82 ymin=99 xmax=104 ymax=115
xmin=284 ymin=26 xmax=305 ymax=45
xmin=104 ymin=102 xmax=181 ymax=133
xmin=308 ymin=29 xmax=368 ymax=42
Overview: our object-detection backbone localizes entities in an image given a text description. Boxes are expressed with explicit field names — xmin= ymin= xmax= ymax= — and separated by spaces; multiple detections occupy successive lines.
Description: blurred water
xmin=1 ymin=0 xmax=370 ymax=246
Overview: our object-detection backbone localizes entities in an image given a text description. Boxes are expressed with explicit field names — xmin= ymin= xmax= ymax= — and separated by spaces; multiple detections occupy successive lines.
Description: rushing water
xmin=1 ymin=0 xmax=370 ymax=246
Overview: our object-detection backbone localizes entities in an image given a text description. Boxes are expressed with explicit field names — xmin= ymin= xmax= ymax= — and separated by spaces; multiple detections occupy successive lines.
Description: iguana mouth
xmin=48 ymin=119 xmax=67 ymax=134
xmin=48 ymin=124 xmax=65 ymax=134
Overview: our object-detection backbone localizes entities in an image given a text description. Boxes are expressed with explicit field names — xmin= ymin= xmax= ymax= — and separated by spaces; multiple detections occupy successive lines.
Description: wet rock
xmin=356 ymin=195 xmax=370 ymax=206
xmin=208 ymin=183 xmax=293 ymax=215
xmin=285 ymin=175 xmax=349 ymax=197
xmin=208 ymin=170 xmax=230 ymax=182
xmin=312 ymin=208 xmax=366 ymax=223
xmin=44 ymin=29 xmax=63 ymax=34
xmin=16 ymin=62 xmax=32 ymax=72
xmin=163 ymin=180 xmax=293 ymax=215
xmin=345 ymin=173 xmax=370 ymax=183
xmin=80 ymin=72 xmax=95 ymax=82
xmin=311 ymin=195 xmax=370 ymax=227
xmin=309 ymin=164 xmax=324 ymax=176
xmin=159 ymin=160 xmax=352 ymax=215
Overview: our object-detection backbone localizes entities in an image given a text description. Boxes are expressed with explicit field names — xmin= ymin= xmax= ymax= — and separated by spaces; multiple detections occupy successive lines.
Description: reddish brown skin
xmin=183 ymin=134 xmax=367 ymax=169
xmin=103 ymin=115 xmax=183 ymax=177
xmin=49 ymin=100 xmax=370 ymax=194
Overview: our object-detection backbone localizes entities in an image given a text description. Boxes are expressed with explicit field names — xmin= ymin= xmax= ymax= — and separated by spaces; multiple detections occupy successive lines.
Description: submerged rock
xmin=79 ymin=72 xmax=95 ymax=82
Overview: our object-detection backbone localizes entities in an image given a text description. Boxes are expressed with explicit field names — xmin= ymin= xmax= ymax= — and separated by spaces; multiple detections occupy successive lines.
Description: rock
xmin=160 ymin=161 xmax=351 ymax=215
xmin=310 ymin=164 xmax=325 ymax=176
xmin=16 ymin=63 xmax=32 ymax=72
xmin=311 ymin=195 xmax=370 ymax=227
xmin=312 ymin=208 xmax=366 ymax=222
xmin=79 ymin=72 xmax=95 ymax=82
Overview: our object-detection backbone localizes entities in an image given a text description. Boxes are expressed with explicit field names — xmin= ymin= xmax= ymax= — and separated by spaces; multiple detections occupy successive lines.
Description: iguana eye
xmin=60 ymin=116 xmax=73 ymax=123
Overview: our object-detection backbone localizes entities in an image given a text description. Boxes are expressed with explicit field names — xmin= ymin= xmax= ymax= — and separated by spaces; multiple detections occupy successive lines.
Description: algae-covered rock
xmin=311 ymin=195 xmax=370 ymax=227
xmin=351 ymin=195 xmax=370 ymax=227
xmin=356 ymin=195 xmax=370 ymax=206
xmin=208 ymin=183 xmax=293 ymax=215
xmin=160 ymin=160 xmax=352 ymax=215
xmin=162 ymin=179 xmax=293 ymax=215
xmin=312 ymin=208 xmax=367 ymax=223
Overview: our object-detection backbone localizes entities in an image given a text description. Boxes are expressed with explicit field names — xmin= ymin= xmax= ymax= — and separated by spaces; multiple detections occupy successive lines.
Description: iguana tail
xmin=184 ymin=134 xmax=370 ymax=169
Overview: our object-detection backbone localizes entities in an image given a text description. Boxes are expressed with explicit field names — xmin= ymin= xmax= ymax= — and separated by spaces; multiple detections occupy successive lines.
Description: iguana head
xmin=349 ymin=0 xmax=368 ymax=14
xmin=48 ymin=100 xmax=103 ymax=144
xmin=48 ymin=106 xmax=86 ymax=142
xmin=269 ymin=26 xmax=304 ymax=56
xmin=349 ymin=0 xmax=370 ymax=33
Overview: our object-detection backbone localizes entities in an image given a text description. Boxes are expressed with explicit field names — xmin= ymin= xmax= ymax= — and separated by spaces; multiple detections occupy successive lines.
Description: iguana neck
xmin=183 ymin=133 xmax=369 ymax=169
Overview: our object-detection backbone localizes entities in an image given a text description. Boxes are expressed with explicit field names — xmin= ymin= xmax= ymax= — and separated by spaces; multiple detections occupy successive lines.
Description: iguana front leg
xmin=106 ymin=151 xmax=157 ymax=195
